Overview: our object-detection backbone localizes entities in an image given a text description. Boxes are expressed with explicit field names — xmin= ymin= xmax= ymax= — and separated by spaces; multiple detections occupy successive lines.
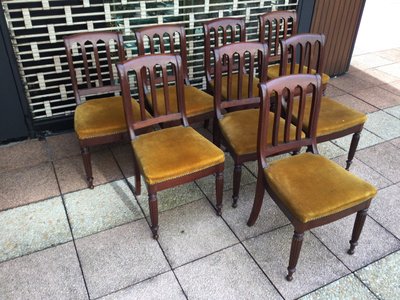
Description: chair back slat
xmin=64 ymin=31 xmax=125 ymax=104
xmin=213 ymin=42 xmax=269 ymax=119
xmin=117 ymin=53 xmax=188 ymax=140
xmin=259 ymin=11 xmax=297 ymax=63
xmin=258 ymin=74 xmax=322 ymax=166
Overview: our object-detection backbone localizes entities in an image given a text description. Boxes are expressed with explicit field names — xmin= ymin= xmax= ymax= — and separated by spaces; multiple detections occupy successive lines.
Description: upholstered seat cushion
xmin=75 ymin=96 xmax=147 ymax=140
xmin=268 ymin=64 xmax=330 ymax=85
xmin=219 ymin=109 xmax=303 ymax=156
xmin=265 ymin=152 xmax=377 ymax=223
xmin=132 ymin=126 xmax=225 ymax=185
xmin=146 ymin=85 xmax=213 ymax=117
xmin=292 ymin=96 xmax=367 ymax=136
xmin=210 ymin=74 xmax=260 ymax=99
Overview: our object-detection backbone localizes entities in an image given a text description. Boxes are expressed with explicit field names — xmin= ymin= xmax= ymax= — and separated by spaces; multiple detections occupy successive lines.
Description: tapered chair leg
xmin=132 ymin=155 xmax=141 ymax=196
xmin=287 ymin=231 xmax=304 ymax=281
xmin=212 ymin=120 xmax=221 ymax=148
xmin=247 ymin=175 xmax=265 ymax=226
xmin=203 ymin=119 xmax=210 ymax=130
xmin=346 ymin=131 xmax=361 ymax=170
xmin=348 ymin=208 xmax=368 ymax=255
xmin=215 ymin=171 xmax=224 ymax=216
xmin=81 ymin=146 xmax=94 ymax=189
xmin=232 ymin=164 xmax=242 ymax=208
xmin=148 ymin=193 xmax=159 ymax=240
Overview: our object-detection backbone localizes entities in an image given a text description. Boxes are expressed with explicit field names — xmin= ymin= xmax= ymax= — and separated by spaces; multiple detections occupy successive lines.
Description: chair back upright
xmin=258 ymin=74 xmax=322 ymax=167
xmin=64 ymin=31 xmax=125 ymax=104
xmin=135 ymin=24 xmax=189 ymax=85
xmin=117 ymin=54 xmax=187 ymax=140
xmin=203 ymin=17 xmax=246 ymax=84
xmin=280 ymin=33 xmax=326 ymax=77
xmin=213 ymin=42 xmax=269 ymax=119
xmin=259 ymin=10 xmax=298 ymax=64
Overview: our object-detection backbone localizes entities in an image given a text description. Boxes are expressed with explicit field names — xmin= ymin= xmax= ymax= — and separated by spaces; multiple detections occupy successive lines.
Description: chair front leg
xmin=348 ymin=208 xmax=368 ymax=255
xmin=247 ymin=175 xmax=265 ymax=226
xmin=148 ymin=193 xmax=159 ymax=240
xmin=287 ymin=230 xmax=305 ymax=281
xmin=80 ymin=146 xmax=94 ymax=189
xmin=232 ymin=164 xmax=242 ymax=208
xmin=215 ymin=171 xmax=224 ymax=216
xmin=346 ymin=131 xmax=361 ymax=170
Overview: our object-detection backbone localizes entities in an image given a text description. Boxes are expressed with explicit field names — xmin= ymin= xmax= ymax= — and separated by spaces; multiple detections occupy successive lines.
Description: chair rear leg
xmin=148 ymin=193 xmax=159 ymax=240
xmin=212 ymin=119 xmax=221 ymax=148
xmin=287 ymin=231 xmax=305 ymax=281
xmin=81 ymin=146 xmax=94 ymax=189
xmin=348 ymin=208 xmax=368 ymax=255
xmin=232 ymin=164 xmax=242 ymax=208
xmin=203 ymin=119 xmax=210 ymax=130
xmin=132 ymin=155 xmax=141 ymax=195
xmin=247 ymin=174 xmax=266 ymax=226
xmin=215 ymin=171 xmax=224 ymax=216
xmin=346 ymin=131 xmax=361 ymax=170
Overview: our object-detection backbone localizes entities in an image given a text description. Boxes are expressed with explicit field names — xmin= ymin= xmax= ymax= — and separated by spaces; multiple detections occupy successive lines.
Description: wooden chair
xmin=247 ymin=74 xmax=376 ymax=281
xmin=117 ymin=53 xmax=225 ymax=239
xmin=258 ymin=10 xmax=330 ymax=91
xmin=280 ymin=34 xmax=367 ymax=169
xmin=213 ymin=42 xmax=300 ymax=208
xmin=64 ymin=31 xmax=146 ymax=189
xmin=135 ymin=24 xmax=214 ymax=126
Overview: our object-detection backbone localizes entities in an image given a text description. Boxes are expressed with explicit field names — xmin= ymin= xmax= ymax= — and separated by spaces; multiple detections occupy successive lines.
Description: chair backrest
xmin=213 ymin=42 xmax=269 ymax=119
xmin=203 ymin=17 xmax=246 ymax=83
xmin=64 ymin=31 xmax=125 ymax=105
xmin=257 ymin=74 xmax=322 ymax=166
xmin=117 ymin=53 xmax=187 ymax=140
xmin=135 ymin=24 xmax=190 ymax=84
xmin=280 ymin=33 xmax=326 ymax=77
xmin=259 ymin=10 xmax=298 ymax=63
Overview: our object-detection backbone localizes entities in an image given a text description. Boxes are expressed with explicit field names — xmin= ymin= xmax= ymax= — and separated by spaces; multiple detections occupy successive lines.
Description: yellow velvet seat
xmin=265 ymin=152 xmax=377 ymax=223
xmin=132 ymin=126 xmax=225 ymax=185
xmin=268 ymin=64 xmax=330 ymax=85
xmin=75 ymin=96 xmax=148 ymax=140
xmin=292 ymin=96 xmax=367 ymax=136
xmin=146 ymin=85 xmax=214 ymax=117
xmin=210 ymin=74 xmax=260 ymax=99
xmin=219 ymin=109 xmax=303 ymax=156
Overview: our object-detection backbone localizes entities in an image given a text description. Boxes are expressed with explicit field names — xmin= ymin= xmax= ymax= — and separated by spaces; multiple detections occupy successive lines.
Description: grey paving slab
xmin=368 ymin=183 xmax=400 ymax=239
xmin=128 ymin=178 xmax=205 ymax=216
xmin=377 ymin=62 xmax=400 ymax=78
xmin=75 ymin=219 xmax=170 ymax=299
xmin=46 ymin=132 xmax=81 ymax=160
xmin=332 ymin=130 xmax=384 ymax=152
xmin=332 ymin=156 xmax=392 ymax=190
xmin=331 ymin=93 xmax=378 ymax=114
xmin=353 ymin=68 xmax=400 ymax=84
xmin=220 ymin=183 xmax=289 ymax=241
xmin=356 ymin=142 xmax=400 ymax=183
xmin=0 ymin=162 xmax=60 ymax=211
xmin=110 ymin=142 xmax=136 ymax=178
xmin=175 ymin=244 xmax=282 ymax=300
xmin=299 ymin=274 xmax=378 ymax=300
xmin=384 ymin=104 xmax=400 ymax=119
xmin=380 ymin=80 xmax=400 ymax=96
xmin=312 ymin=215 xmax=400 ymax=271
xmin=316 ymin=141 xmax=347 ymax=159
xmin=351 ymin=87 xmax=400 ymax=109
xmin=350 ymin=53 xmax=394 ymax=70
xmin=356 ymin=250 xmax=400 ymax=300
xmin=324 ymin=84 xmax=347 ymax=98
xmin=330 ymin=72 xmax=378 ymax=93
xmin=244 ymin=225 xmax=349 ymax=300
xmin=64 ymin=180 xmax=143 ymax=239
xmin=364 ymin=111 xmax=400 ymax=140
xmin=390 ymin=137 xmax=400 ymax=148
xmin=158 ymin=198 xmax=238 ymax=268
xmin=100 ymin=272 xmax=185 ymax=300
xmin=0 ymin=197 xmax=71 ymax=263
xmin=0 ymin=242 xmax=87 ymax=300
xmin=375 ymin=49 xmax=400 ymax=62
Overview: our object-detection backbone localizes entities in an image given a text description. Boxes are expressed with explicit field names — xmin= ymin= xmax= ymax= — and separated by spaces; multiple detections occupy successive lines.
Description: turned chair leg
xmin=148 ymin=193 xmax=159 ymax=240
xmin=247 ymin=175 xmax=265 ymax=226
xmin=81 ymin=146 xmax=94 ymax=189
xmin=346 ymin=131 xmax=361 ymax=170
xmin=215 ymin=171 xmax=224 ymax=216
xmin=212 ymin=120 xmax=221 ymax=148
xmin=287 ymin=231 xmax=305 ymax=281
xmin=232 ymin=164 xmax=242 ymax=208
xmin=132 ymin=155 xmax=141 ymax=196
xmin=348 ymin=208 xmax=368 ymax=255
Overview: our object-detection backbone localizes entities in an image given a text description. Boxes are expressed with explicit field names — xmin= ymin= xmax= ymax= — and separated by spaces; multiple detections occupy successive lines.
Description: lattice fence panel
xmin=2 ymin=0 xmax=297 ymax=121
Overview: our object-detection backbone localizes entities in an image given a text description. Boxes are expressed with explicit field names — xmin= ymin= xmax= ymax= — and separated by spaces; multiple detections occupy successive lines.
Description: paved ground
xmin=1 ymin=48 xmax=400 ymax=299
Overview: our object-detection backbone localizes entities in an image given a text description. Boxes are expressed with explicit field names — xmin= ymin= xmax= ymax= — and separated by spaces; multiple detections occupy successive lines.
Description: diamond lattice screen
xmin=2 ymin=0 xmax=297 ymax=121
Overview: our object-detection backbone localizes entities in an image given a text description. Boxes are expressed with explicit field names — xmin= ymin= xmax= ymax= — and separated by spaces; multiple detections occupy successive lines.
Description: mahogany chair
xmin=135 ymin=24 xmax=214 ymax=126
xmin=213 ymin=42 xmax=301 ymax=208
xmin=117 ymin=53 xmax=225 ymax=239
xmin=258 ymin=10 xmax=330 ymax=91
xmin=280 ymin=34 xmax=367 ymax=169
xmin=64 ymin=31 xmax=146 ymax=188
xmin=247 ymin=74 xmax=376 ymax=281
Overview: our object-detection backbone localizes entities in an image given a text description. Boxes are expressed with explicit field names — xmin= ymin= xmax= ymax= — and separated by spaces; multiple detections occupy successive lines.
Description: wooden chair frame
xmin=247 ymin=74 xmax=373 ymax=281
